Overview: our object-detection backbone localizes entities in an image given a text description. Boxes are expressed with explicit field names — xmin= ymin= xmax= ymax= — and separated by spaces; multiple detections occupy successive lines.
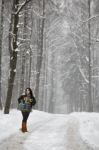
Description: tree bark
xmin=19 ymin=9 xmax=28 ymax=95
xmin=4 ymin=0 xmax=19 ymax=114
xmin=35 ymin=0 xmax=45 ymax=106
xmin=88 ymin=0 xmax=93 ymax=112
xmin=0 ymin=0 xmax=4 ymax=110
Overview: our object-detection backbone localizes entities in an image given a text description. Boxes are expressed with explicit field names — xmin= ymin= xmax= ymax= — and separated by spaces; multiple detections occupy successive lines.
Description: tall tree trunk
xmin=28 ymin=49 xmax=32 ymax=87
xmin=0 ymin=0 xmax=4 ymax=109
xmin=4 ymin=0 xmax=19 ymax=114
xmin=4 ymin=0 xmax=32 ymax=114
xmin=88 ymin=0 xmax=93 ymax=112
xmin=35 ymin=0 xmax=45 ymax=106
xmin=28 ymin=10 xmax=33 ymax=88
xmin=20 ymin=52 xmax=25 ymax=95
xmin=20 ymin=10 xmax=28 ymax=94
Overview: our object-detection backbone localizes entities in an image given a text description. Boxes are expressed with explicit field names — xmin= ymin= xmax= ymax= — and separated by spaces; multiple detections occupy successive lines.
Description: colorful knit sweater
xmin=18 ymin=95 xmax=36 ymax=112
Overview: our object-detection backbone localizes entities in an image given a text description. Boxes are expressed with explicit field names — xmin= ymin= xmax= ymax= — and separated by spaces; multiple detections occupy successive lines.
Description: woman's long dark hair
xmin=25 ymin=87 xmax=34 ymax=98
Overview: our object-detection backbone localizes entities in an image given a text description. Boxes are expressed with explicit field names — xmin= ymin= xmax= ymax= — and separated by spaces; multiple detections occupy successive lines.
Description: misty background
xmin=0 ymin=0 xmax=99 ymax=114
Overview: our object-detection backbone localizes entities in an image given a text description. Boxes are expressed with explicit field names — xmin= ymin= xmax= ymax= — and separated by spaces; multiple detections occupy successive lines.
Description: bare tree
xmin=35 ymin=0 xmax=45 ymax=105
xmin=19 ymin=8 xmax=29 ymax=94
xmin=4 ymin=0 xmax=32 ymax=114
xmin=88 ymin=0 xmax=93 ymax=112
xmin=0 ymin=0 xmax=4 ymax=110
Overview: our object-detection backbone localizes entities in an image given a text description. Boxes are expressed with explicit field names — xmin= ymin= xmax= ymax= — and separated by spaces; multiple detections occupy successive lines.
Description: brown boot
xmin=24 ymin=123 xmax=28 ymax=132
xmin=20 ymin=122 xmax=23 ymax=131
xmin=21 ymin=122 xmax=26 ymax=132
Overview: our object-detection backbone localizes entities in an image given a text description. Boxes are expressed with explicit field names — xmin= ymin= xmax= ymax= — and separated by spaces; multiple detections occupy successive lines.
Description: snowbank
xmin=0 ymin=109 xmax=21 ymax=141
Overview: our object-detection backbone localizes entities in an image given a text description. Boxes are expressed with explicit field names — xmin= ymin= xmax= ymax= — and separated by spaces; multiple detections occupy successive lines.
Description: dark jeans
xmin=21 ymin=111 xmax=30 ymax=123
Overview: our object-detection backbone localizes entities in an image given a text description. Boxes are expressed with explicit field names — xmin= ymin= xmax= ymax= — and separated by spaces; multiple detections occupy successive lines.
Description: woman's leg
xmin=21 ymin=111 xmax=30 ymax=132
xmin=22 ymin=111 xmax=30 ymax=123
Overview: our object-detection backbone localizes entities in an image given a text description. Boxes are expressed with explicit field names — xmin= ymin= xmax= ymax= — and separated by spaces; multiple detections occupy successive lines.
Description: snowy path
xmin=0 ymin=110 xmax=99 ymax=150
xmin=66 ymin=116 xmax=95 ymax=150
xmin=0 ymin=116 xmax=67 ymax=150
xmin=0 ymin=131 xmax=28 ymax=150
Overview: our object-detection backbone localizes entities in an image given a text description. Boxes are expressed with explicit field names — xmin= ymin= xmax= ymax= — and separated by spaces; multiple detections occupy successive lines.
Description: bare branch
xmin=16 ymin=0 xmax=32 ymax=15
xmin=32 ymin=9 xmax=46 ymax=19
xmin=18 ymin=38 xmax=31 ymax=41
xmin=49 ymin=0 xmax=59 ymax=9
xmin=78 ymin=66 xmax=89 ymax=83
xmin=82 ymin=14 xmax=99 ymax=23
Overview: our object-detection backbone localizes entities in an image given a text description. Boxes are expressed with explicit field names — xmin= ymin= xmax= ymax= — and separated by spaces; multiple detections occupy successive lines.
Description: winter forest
xmin=0 ymin=0 xmax=99 ymax=114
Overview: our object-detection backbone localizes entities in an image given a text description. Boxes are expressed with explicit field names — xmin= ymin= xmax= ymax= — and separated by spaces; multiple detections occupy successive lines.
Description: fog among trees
xmin=0 ymin=0 xmax=99 ymax=114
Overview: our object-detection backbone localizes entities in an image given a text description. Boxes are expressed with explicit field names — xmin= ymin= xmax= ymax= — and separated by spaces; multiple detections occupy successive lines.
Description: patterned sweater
xmin=18 ymin=95 xmax=36 ymax=112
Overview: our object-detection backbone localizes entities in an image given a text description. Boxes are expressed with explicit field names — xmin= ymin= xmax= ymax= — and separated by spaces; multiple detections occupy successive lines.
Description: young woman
xmin=18 ymin=88 xmax=36 ymax=133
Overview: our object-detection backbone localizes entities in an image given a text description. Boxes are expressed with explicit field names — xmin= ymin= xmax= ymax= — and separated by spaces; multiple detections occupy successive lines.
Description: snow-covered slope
xmin=0 ymin=109 xmax=99 ymax=150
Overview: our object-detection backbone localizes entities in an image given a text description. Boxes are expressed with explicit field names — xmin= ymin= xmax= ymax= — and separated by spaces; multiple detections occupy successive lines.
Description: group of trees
xmin=0 ymin=0 xmax=99 ymax=114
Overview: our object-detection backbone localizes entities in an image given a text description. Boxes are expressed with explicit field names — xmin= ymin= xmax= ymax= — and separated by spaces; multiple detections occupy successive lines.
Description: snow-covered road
xmin=66 ymin=117 xmax=94 ymax=150
xmin=0 ymin=112 xmax=67 ymax=150
xmin=0 ymin=110 xmax=99 ymax=150
xmin=0 ymin=131 xmax=28 ymax=150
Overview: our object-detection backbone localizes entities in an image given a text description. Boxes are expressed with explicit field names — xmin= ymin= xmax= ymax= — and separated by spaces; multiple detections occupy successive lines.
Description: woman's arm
xmin=18 ymin=95 xmax=24 ymax=103
xmin=31 ymin=96 xmax=36 ymax=106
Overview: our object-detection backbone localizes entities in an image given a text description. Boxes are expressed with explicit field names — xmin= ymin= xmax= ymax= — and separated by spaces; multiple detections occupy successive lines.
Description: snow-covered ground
xmin=0 ymin=109 xmax=99 ymax=150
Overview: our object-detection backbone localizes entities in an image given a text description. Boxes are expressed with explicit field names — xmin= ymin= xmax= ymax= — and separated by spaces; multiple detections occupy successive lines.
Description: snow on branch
xmin=78 ymin=66 xmax=89 ymax=83
xmin=18 ymin=38 xmax=30 ymax=41
xmin=26 ymin=25 xmax=32 ymax=31
xmin=78 ymin=67 xmax=95 ymax=87
xmin=15 ymin=0 xmax=45 ymax=19
xmin=96 ymin=39 xmax=99 ymax=42
xmin=49 ymin=0 xmax=59 ymax=9
xmin=92 ymin=76 xmax=99 ymax=78
xmin=15 ymin=0 xmax=32 ymax=15
xmin=82 ymin=14 xmax=99 ymax=23
xmin=32 ymin=9 xmax=45 ymax=19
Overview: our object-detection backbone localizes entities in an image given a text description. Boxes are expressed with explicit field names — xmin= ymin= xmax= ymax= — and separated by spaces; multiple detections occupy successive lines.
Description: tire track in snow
xmin=25 ymin=115 xmax=68 ymax=150
xmin=66 ymin=116 xmax=95 ymax=150
xmin=0 ymin=117 xmax=57 ymax=150
xmin=0 ymin=130 xmax=31 ymax=150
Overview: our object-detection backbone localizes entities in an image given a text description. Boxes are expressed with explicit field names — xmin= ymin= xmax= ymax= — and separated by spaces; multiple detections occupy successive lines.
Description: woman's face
xmin=26 ymin=89 xmax=30 ymax=95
